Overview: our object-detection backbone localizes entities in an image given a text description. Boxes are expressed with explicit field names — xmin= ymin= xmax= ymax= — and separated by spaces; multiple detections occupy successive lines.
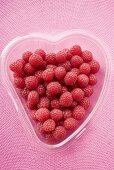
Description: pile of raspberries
xmin=9 ymin=45 xmax=100 ymax=144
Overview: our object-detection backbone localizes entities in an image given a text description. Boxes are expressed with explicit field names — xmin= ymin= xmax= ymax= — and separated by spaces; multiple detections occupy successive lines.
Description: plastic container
xmin=0 ymin=30 xmax=111 ymax=148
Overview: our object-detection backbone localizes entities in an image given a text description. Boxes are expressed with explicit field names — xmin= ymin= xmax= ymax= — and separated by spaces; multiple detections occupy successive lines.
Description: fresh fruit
xmin=60 ymin=92 xmax=73 ymax=107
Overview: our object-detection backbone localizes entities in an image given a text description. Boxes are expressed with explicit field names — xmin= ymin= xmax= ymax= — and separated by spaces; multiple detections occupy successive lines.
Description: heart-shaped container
xmin=0 ymin=30 xmax=111 ymax=148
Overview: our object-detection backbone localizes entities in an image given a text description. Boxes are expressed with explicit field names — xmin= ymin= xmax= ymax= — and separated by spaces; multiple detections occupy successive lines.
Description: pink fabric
xmin=0 ymin=0 xmax=114 ymax=169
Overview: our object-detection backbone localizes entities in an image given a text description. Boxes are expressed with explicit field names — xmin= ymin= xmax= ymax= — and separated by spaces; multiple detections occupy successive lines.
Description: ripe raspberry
xmin=27 ymin=101 xmax=37 ymax=110
xmin=45 ymin=133 xmax=55 ymax=143
xmin=63 ymin=109 xmax=72 ymax=119
xmin=20 ymin=87 xmax=30 ymax=99
xmin=37 ymin=84 xmax=45 ymax=96
xmin=35 ymin=70 xmax=43 ymax=83
xmin=29 ymin=54 xmax=43 ymax=68
xmin=51 ymin=109 xmax=63 ymax=121
xmin=28 ymin=90 xmax=39 ymax=105
xmin=42 ymin=68 xmax=54 ymax=82
xmin=61 ymin=86 xmax=68 ymax=93
xmin=30 ymin=109 xmax=37 ymax=120
xmin=79 ymin=63 xmax=91 ymax=75
xmin=59 ymin=61 xmax=71 ymax=71
xmin=51 ymin=99 xmax=60 ymax=109
xmin=34 ymin=49 xmax=46 ymax=60
xmin=56 ymin=50 xmax=67 ymax=64
xmin=22 ymin=51 xmax=33 ymax=62
xmin=82 ymin=50 xmax=93 ymax=62
xmin=25 ymin=76 xmax=38 ymax=90
xmin=42 ymin=119 xmax=55 ymax=132
xmin=63 ymin=48 xmax=72 ymax=60
xmin=70 ymin=45 xmax=82 ymax=56
xmin=71 ymin=68 xmax=80 ymax=75
xmin=41 ymin=61 xmax=46 ymax=70
xmin=79 ymin=97 xmax=90 ymax=110
xmin=70 ymin=101 xmax=77 ymax=109
xmin=53 ymin=126 xmax=66 ymax=140
xmin=47 ymin=82 xmax=62 ymax=96
xmin=64 ymin=118 xmax=78 ymax=130
xmin=70 ymin=55 xmax=83 ymax=68
xmin=24 ymin=63 xmax=36 ymax=75
xmin=17 ymin=59 xmax=26 ymax=67
xmin=45 ymin=53 xmax=56 ymax=65
xmin=60 ymin=92 xmax=73 ymax=107
xmin=38 ymin=97 xmax=50 ymax=109
xmin=89 ymin=74 xmax=97 ymax=85
xmin=36 ymin=122 xmax=45 ymax=135
xmin=35 ymin=108 xmax=50 ymax=122
xmin=71 ymin=88 xmax=84 ymax=101
xmin=9 ymin=60 xmax=23 ymax=74
xmin=13 ymin=71 xmax=25 ymax=78
xmin=64 ymin=71 xmax=77 ymax=86
xmin=46 ymin=64 xmax=57 ymax=70
xmin=89 ymin=60 xmax=100 ymax=73
xmin=14 ymin=77 xmax=25 ymax=89
xmin=55 ymin=66 xmax=66 ymax=80
xmin=73 ymin=105 xmax=85 ymax=120
xmin=77 ymin=74 xmax=89 ymax=87
xmin=83 ymin=85 xmax=94 ymax=97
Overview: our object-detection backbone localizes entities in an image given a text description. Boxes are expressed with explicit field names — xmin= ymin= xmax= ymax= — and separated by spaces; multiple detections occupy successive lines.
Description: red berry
xmin=71 ymin=88 xmax=84 ymax=101
xmin=17 ymin=59 xmax=26 ymax=67
xmin=64 ymin=118 xmax=78 ymax=130
xmin=79 ymin=97 xmax=90 ymax=110
xmin=53 ymin=126 xmax=66 ymax=140
xmin=38 ymin=97 xmax=50 ymax=109
xmin=70 ymin=101 xmax=77 ymax=109
xmin=60 ymin=92 xmax=73 ymax=107
xmin=37 ymin=84 xmax=45 ymax=96
xmin=63 ymin=48 xmax=72 ymax=60
xmin=36 ymin=122 xmax=45 ymax=135
xmin=63 ymin=109 xmax=72 ymax=119
xmin=56 ymin=50 xmax=67 ymax=64
xmin=22 ymin=51 xmax=32 ymax=62
xmin=24 ymin=63 xmax=36 ymax=75
xmin=82 ymin=51 xmax=93 ymax=62
xmin=13 ymin=71 xmax=25 ymax=78
xmin=42 ymin=68 xmax=54 ymax=82
xmin=46 ymin=64 xmax=57 ymax=70
xmin=77 ymin=74 xmax=89 ymax=87
xmin=89 ymin=60 xmax=100 ymax=73
xmin=51 ymin=109 xmax=63 ymax=121
xmin=43 ymin=119 xmax=55 ymax=132
xmin=64 ymin=71 xmax=77 ymax=86
xmin=35 ymin=70 xmax=43 ymax=83
xmin=27 ymin=101 xmax=37 ymax=110
xmin=35 ymin=108 xmax=50 ymax=122
xmin=25 ymin=76 xmax=38 ymax=90
xmin=83 ymin=85 xmax=94 ymax=97
xmin=51 ymin=99 xmax=60 ymax=109
xmin=73 ymin=105 xmax=85 ymax=120
xmin=46 ymin=91 xmax=54 ymax=100
xmin=70 ymin=45 xmax=82 ymax=56
xmin=14 ymin=77 xmax=25 ymax=89
xmin=20 ymin=87 xmax=30 ymax=99
xmin=89 ymin=74 xmax=97 ymax=85
xmin=55 ymin=66 xmax=66 ymax=80
xmin=28 ymin=90 xmax=39 ymax=105
xmin=61 ymin=86 xmax=68 ymax=93
xmin=41 ymin=61 xmax=46 ymax=70
xmin=34 ymin=49 xmax=46 ymax=60
xmin=45 ymin=53 xmax=56 ymax=65
xmin=29 ymin=54 xmax=43 ymax=68
xmin=79 ymin=63 xmax=91 ymax=75
xmin=71 ymin=68 xmax=80 ymax=75
xmin=70 ymin=55 xmax=83 ymax=68
xmin=59 ymin=61 xmax=71 ymax=71
xmin=9 ymin=60 xmax=23 ymax=74
xmin=47 ymin=82 xmax=62 ymax=96
xmin=30 ymin=109 xmax=37 ymax=120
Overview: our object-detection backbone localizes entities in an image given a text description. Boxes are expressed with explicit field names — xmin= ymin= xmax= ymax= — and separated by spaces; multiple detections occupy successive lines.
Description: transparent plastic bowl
xmin=0 ymin=30 xmax=111 ymax=148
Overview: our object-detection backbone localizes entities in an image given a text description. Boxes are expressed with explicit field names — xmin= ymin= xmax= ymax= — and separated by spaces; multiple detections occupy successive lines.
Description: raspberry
xmin=42 ymin=68 xmax=54 ymax=82
xmin=35 ymin=108 xmax=50 ymax=122
xmin=70 ymin=101 xmax=77 ymax=109
xmin=35 ymin=70 xmax=43 ymax=83
xmin=60 ymin=92 xmax=73 ymax=107
xmin=51 ymin=109 xmax=63 ymax=121
xmin=89 ymin=60 xmax=100 ymax=73
xmin=63 ymin=48 xmax=72 ymax=60
xmin=89 ymin=74 xmax=97 ymax=85
xmin=14 ymin=77 xmax=25 ymax=89
xmin=46 ymin=64 xmax=57 ymax=70
xmin=63 ymin=109 xmax=72 ymax=119
xmin=9 ymin=60 xmax=23 ymax=74
xmin=28 ymin=90 xmax=39 ymax=105
xmin=83 ymin=85 xmax=94 ymax=97
xmin=55 ymin=66 xmax=66 ymax=80
xmin=59 ymin=61 xmax=71 ymax=71
xmin=41 ymin=61 xmax=46 ymax=70
xmin=73 ymin=105 xmax=85 ymax=120
xmin=71 ymin=88 xmax=84 ymax=101
xmin=37 ymin=84 xmax=45 ymax=96
xmin=29 ymin=54 xmax=43 ymax=68
xmin=13 ymin=71 xmax=25 ymax=78
xmin=47 ymin=82 xmax=62 ymax=96
xmin=79 ymin=63 xmax=91 ymax=75
xmin=51 ymin=99 xmax=60 ymax=109
xmin=17 ymin=59 xmax=26 ymax=66
xmin=79 ymin=97 xmax=90 ymax=110
xmin=30 ymin=109 xmax=37 ymax=120
xmin=71 ymin=68 xmax=79 ymax=75
xmin=82 ymin=51 xmax=93 ymax=62
xmin=38 ymin=97 xmax=50 ymax=109
xmin=20 ymin=87 xmax=30 ymax=99
xmin=70 ymin=55 xmax=83 ymax=68
xmin=61 ymin=86 xmax=68 ymax=93
xmin=34 ymin=49 xmax=46 ymax=60
xmin=22 ymin=51 xmax=32 ymax=62
xmin=36 ymin=122 xmax=45 ymax=135
xmin=64 ymin=71 xmax=77 ymax=86
xmin=56 ymin=50 xmax=67 ymax=64
xmin=46 ymin=91 xmax=54 ymax=100
xmin=77 ymin=74 xmax=89 ymax=87
xmin=45 ymin=133 xmax=55 ymax=143
xmin=25 ymin=76 xmax=38 ymax=90
xmin=53 ymin=126 xmax=66 ymax=140
xmin=64 ymin=118 xmax=78 ymax=130
xmin=45 ymin=53 xmax=56 ymax=65
xmin=42 ymin=119 xmax=55 ymax=132
xmin=70 ymin=45 xmax=82 ymax=56
xmin=27 ymin=101 xmax=37 ymax=110
xmin=24 ymin=63 xmax=36 ymax=75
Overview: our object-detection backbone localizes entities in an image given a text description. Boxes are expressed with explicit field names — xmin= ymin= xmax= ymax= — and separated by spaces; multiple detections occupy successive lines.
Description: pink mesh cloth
xmin=0 ymin=0 xmax=114 ymax=169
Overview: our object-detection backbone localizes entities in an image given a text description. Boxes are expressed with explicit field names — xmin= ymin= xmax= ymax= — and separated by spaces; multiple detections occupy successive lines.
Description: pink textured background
xmin=0 ymin=0 xmax=114 ymax=169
